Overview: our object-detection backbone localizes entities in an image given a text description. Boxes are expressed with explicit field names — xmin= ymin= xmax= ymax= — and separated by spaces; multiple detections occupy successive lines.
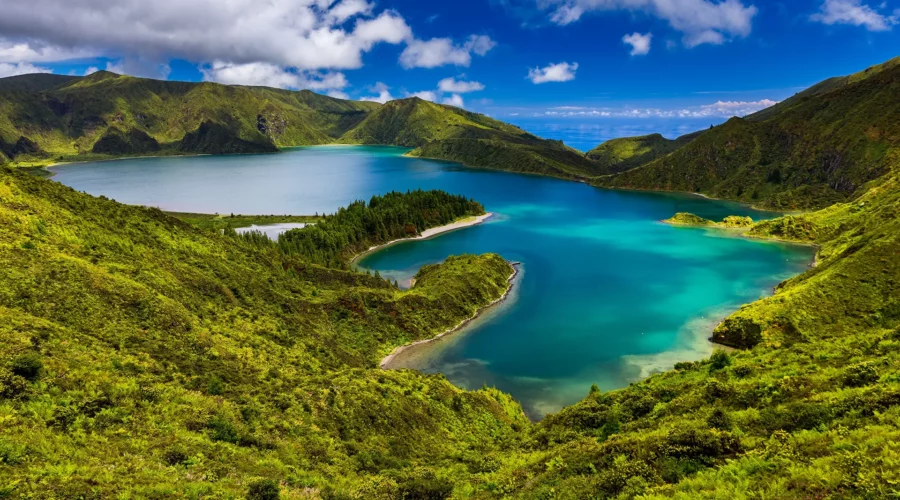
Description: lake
xmin=51 ymin=146 xmax=815 ymax=418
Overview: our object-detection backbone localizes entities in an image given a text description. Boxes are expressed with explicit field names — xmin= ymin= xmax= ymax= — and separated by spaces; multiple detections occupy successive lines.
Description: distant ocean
xmin=509 ymin=117 xmax=729 ymax=153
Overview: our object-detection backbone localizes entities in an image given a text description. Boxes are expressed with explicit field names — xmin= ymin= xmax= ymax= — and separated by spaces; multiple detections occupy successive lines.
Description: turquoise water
xmin=52 ymin=146 xmax=814 ymax=418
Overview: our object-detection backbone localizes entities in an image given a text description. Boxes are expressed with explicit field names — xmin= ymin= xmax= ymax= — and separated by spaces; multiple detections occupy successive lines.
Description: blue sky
xmin=1 ymin=0 xmax=898 ymax=149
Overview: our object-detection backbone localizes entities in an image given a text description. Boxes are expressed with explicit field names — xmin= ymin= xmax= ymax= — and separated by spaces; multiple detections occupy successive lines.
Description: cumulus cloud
xmin=541 ymin=99 xmax=777 ymax=118
xmin=442 ymin=94 xmax=465 ymax=107
xmin=622 ymin=32 xmax=652 ymax=55
xmin=399 ymin=35 xmax=496 ymax=68
xmin=537 ymin=0 xmax=758 ymax=47
xmin=201 ymin=61 xmax=349 ymax=92
xmin=361 ymin=82 xmax=394 ymax=103
xmin=528 ymin=62 xmax=578 ymax=84
xmin=811 ymin=0 xmax=898 ymax=31
xmin=0 ymin=61 xmax=52 ymax=78
xmin=0 ymin=0 xmax=413 ymax=71
xmin=0 ymin=39 xmax=94 ymax=63
xmin=437 ymin=77 xmax=485 ymax=93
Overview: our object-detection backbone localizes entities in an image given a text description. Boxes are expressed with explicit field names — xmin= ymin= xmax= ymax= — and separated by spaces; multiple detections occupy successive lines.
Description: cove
xmin=51 ymin=146 xmax=815 ymax=419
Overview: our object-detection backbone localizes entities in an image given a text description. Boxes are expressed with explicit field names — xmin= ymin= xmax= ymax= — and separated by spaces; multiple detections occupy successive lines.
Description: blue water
xmin=51 ymin=146 xmax=814 ymax=418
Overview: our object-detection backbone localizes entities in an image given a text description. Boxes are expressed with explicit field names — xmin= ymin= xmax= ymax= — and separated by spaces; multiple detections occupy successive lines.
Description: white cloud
xmin=538 ymin=0 xmax=758 ymax=47
xmin=201 ymin=61 xmax=349 ymax=92
xmin=399 ymin=35 xmax=496 ymax=68
xmin=437 ymin=77 xmax=485 ymax=93
xmin=622 ymin=32 xmax=652 ymax=55
xmin=361 ymin=82 xmax=394 ymax=103
xmin=528 ymin=62 xmax=578 ymax=84
xmin=407 ymin=90 xmax=439 ymax=101
xmin=0 ymin=1 xmax=413 ymax=71
xmin=0 ymin=62 xmax=52 ymax=78
xmin=540 ymin=99 xmax=778 ymax=118
xmin=84 ymin=66 xmax=99 ymax=76
xmin=442 ymin=94 xmax=465 ymax=107
xmin=0 ymin=39 xmax=95 ymax=63
xmin=811 ymin=0 xmax=898 ymax=31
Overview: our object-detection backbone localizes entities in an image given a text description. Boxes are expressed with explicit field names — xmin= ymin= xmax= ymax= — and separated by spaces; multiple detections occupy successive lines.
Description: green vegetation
xmin=585 ymin=133 xmax=685 ymax=174
xmin=166 ymin=212 xmax=323 ymax=232
xmin=663 ymin=213 xmax=754 ymax=229
xmin=342 ymin=97 xmax=607 ymax=178
xmin=1 ymin=56 xmax=900 ymax=498
xmin=663 ymin=212 xmax=716 ymax=226
xmin=594 ymin=58 xmax=900 ymax=210
xmin=0 ymin=167 xmax=523 ymax=498
xmin=276 ymin=189 xmax=484 ymax=268
xmin=0 ymin=70 xmax=378 ymax=165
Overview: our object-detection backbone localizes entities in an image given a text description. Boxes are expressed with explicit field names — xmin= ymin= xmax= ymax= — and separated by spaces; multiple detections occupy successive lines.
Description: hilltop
xmin=585 ymin=133 xmax=688 ymax=174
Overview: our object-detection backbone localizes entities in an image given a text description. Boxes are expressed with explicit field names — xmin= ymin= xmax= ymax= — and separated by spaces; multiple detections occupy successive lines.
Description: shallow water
xmin=52 ymin=146 xmax=815 ymax=418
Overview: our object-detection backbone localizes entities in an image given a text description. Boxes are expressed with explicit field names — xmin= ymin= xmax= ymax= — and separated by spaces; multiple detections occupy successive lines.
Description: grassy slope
xmin=0 ymin=167 xmax=527 ymax=497
xmin=0 ymin=71 xmax=379 ymax=164
xmin=1 ymin=57 xmax=900 ymax=498
xmin=595 ymin=59 xmax=900 ymax=210
xmin=341 ymin=98 xmax=609 ymax=179
xmin=5 ymin=155 xmax=899 ymax=498
xmin=584 ymin=133 xmax=683 ymax=174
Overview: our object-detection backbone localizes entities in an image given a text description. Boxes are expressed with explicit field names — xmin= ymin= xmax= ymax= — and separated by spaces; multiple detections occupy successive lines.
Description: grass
xmin=165 ymin=212 xmax=323 ymax=232
xmin=1 ymin=55 xmax=900 ymax=499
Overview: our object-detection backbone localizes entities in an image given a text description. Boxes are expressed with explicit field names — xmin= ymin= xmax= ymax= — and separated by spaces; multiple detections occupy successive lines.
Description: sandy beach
xmin=351 ymin=212 xmax=494 ymax=264
xmin=380 ymin=262 xmax=520 ymax=369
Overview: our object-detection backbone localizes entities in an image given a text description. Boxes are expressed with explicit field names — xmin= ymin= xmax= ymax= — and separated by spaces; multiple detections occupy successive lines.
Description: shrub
xmin=397 ymin=471 xmax=453 ymax=500
xmin=246 ymin=479 xmax=280 ymax=500
xmin=10 ymin=353 xmax=42 ymax=382
xmin=207 ymin=415 xmax=240 ymax=444
xmin=706 ymin=408 xmax=732 ymax=430
xmin=0 ymin=369 xmax=28 ymax=399
xmin=709 ymin=350 xmax=732 ymax=371
xmin=840 ymin=362 xmax=879 ymax=388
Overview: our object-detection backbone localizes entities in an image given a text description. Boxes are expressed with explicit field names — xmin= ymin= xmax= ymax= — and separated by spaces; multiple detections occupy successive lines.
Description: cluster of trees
xmin=267 ymin=189 xmax=484 ymax=268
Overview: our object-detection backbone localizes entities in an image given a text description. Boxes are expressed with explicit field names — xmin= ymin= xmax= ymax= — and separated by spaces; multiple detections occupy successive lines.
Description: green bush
xmin=246 ymin=479 xmax=280 ymax=500
xmin=9 ymin=353 xmax=42 ymax=381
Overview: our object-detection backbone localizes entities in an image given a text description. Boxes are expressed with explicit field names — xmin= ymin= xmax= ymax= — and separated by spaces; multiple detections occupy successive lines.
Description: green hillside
xmin=0 ymin=71 xmax=379 ymax=164
xmin=584 ymin=133 xmax=685 ymax=174
xmin=0 ymin=74 xmax=78 ymax=93
xmin=594 ymin=59 xmax=900 ymax=210
xmin=0 ymin=169 xmax=524 ymax=497
xmin=2 ymin=56 xmax=900 ymax=498
xmin=342 ymin=97 xmax=607 ymax=179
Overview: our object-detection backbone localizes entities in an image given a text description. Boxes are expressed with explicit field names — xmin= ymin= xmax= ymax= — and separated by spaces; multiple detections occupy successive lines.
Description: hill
xmin=0 ymin=168 xmax=524 ymax=497
xmin=342 ymin=97 xmax=608 ymax=178
xmin=0 ymin=73 xmax=78 ymax=93
xmin=584 ymin=133 xmax=686 ymax=174
xmin=3 ymin=127 xmax=900 ymax=498
xmin=0 ymin=71 xmax=378 ymax=164
xmin=594 ymin=58 xmax=900 ymax=209
xmin=0 ymin=73 xmax=609 ymax=178
xmin=2 ymin=56 xmax=900 ymax=497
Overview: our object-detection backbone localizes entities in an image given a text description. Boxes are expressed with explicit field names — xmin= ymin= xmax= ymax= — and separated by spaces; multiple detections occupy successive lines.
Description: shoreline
xmin=350 ymin=212 xmax=494 ymax=265
xmin=380 ymin=262 xmax=521 ymax=369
